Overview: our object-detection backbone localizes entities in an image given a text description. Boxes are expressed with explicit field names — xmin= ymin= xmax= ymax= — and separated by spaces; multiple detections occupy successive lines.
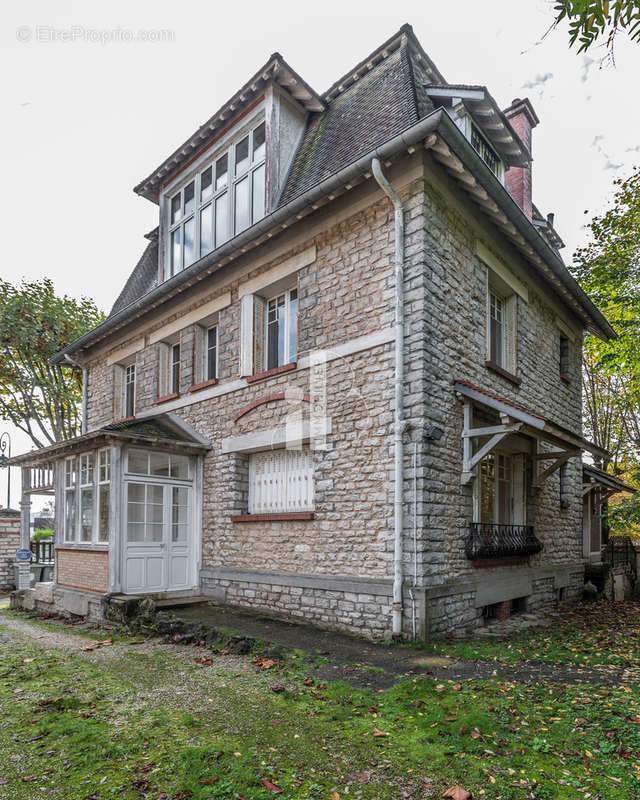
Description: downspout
xmin=371 ymin=157 xmax=405 ymax=640
xmin=64 ymin=355 xmax=88 ymax=435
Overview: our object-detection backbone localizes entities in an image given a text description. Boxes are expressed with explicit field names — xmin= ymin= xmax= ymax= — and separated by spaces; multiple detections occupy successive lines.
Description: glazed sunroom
xmin=10 ymin=415 xmax=209 ymax=597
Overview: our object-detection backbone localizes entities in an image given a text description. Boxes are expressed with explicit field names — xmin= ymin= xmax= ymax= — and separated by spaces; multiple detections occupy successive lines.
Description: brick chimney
xmin=503 ymin=97 xmax=539 ymax=221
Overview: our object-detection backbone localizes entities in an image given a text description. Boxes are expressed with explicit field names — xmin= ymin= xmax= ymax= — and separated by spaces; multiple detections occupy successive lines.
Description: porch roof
xmin=454 ymin=379 xmax=608 ymax=460
xmin=583 ymin=464 xmax=636 ymax=494
xmin=6 ymin=413 xmax=210 ymax=468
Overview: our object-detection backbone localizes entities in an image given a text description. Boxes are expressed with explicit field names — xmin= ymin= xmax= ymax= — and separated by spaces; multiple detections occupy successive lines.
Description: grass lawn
xmin=1 ymin=605 xmax=640 ymax=799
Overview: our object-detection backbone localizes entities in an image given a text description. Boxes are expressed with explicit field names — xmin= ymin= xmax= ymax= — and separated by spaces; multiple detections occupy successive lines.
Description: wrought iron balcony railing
xmin=465 ymin=523 xmax=543 ymax=561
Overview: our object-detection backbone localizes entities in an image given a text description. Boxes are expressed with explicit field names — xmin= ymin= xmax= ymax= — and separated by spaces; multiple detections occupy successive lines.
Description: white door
xmin=123 ymin=477 xmax=194 ymax=594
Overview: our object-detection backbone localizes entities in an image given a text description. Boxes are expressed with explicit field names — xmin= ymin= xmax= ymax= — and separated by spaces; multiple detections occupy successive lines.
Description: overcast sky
xmin=1 ymin=0 xmax=639 ymax=506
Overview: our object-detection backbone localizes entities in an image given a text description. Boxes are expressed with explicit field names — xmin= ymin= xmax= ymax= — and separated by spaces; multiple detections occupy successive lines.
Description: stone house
xmin=11 ymin=25 xmax=614 ymax=638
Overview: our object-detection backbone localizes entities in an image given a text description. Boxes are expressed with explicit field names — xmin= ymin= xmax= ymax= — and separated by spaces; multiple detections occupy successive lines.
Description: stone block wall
xmin=0 ymin=515 xmax=21 ymax=590
xmin=65 ymin=151 xmax=590 ymax=639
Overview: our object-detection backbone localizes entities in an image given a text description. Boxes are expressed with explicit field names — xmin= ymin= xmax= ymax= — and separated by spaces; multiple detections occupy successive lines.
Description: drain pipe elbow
xmin=371 ymin=157 xmax=405 ymax=640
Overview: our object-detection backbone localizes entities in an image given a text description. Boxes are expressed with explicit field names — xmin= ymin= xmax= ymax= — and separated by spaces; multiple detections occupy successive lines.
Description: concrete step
xmin=154 ymin=595 xmax=211 ymax=609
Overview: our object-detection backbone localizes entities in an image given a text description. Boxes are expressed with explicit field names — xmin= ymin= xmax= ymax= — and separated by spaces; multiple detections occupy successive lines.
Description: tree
xmin=553 ymin=1 xmax=640 ymax=57
xmin=0 ymin=278 xmax=104 ymax=449
xmin=571 ymin=168 xmax=640 ymax=530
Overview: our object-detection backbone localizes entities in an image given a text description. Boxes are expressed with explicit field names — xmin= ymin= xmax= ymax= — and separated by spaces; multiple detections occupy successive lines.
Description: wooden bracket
xmin=461 ymin=402 xmax=523 ymax=485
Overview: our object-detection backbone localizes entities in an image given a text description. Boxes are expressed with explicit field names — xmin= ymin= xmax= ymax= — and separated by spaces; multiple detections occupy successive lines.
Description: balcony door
xmin=122 ymin=448 xmax=195 ymax=594
xmin=478 ymin=451 xmax=526 ymax=526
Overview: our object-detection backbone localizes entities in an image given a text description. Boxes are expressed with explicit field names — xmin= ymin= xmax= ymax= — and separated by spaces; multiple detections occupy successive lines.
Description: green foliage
xmin=0 ymin=278 xmax=104 ymax=448
xmin=32 ymin=528 xmax=54 ymax=542
xmin=554 ymin=1 xmax=640 ymax=55
xmin=569 ymin=168 xmax=640 ymax=529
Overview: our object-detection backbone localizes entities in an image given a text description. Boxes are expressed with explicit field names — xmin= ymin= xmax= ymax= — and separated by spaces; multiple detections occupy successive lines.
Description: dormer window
xmin=166 ymin=120 xmax=266 ymax=278
xmin=471 ymin=123 xmax=502 ymax=179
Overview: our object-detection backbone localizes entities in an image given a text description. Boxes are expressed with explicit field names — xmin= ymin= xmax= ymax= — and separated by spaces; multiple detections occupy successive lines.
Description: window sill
xmin=231 ymin=511 xmax=314 ymax=523
xmin=560 ymin=372 xmax=572 ymax=385
xmin=484 ymin=360 xmax=521 ymax=386
xmin=56 ymin=543 xmax=110 ymax=552
xmin=154 ymin=392 xmax=180 ymax=405
xmin=188 ymin=378 xmax=219 ymax=393
xmin=246 ymin=362 xmax=297 ymax=384
xmin=112 ymin=416 xmax=135 ymax=424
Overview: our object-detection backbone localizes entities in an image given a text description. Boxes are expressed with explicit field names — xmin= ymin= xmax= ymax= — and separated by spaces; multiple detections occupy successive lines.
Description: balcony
xmin=465 ymin=523 xmax=543 ymax=561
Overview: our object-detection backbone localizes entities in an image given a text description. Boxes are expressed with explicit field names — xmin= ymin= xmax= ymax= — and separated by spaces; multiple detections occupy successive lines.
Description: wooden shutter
xmin=157 ymin=342 xmax=170 ymax=396
xmin=112 ymin=365 xmax=124 ymax=419
xmin=239 ymin=294 xmax=254 ymax=376
xmin=504 ymin=295 xmax=517 ymax=373
xmin=253 ymin=296 xmax=266 ymax=374
xmin=287 ymin=449 xmax=314 ymax=511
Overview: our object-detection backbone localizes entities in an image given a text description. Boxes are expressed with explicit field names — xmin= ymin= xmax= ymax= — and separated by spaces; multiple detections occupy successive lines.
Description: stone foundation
xmin=11 ymin=583 xmax=106 ymax=621
xmin=0 ymin=514 xmax=21 ymax=590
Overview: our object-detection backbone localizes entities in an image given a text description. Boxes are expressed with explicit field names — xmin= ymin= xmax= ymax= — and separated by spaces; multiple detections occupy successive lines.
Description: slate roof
xmin=110 ymin=235 xmax=158 ymax=316
xmin=102 ymin=416 xmax=187 ymax=442
xmin=279 ymin=43 xmax=424 ymax=205
xmin=58 ymin=23 xmax=614 ymax=346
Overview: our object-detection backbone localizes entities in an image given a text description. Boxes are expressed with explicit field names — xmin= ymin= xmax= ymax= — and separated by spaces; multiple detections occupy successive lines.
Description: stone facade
xmin=38 ymin=151 xmax=591 ymax=638
xmin=0 ymin=513 xmax=20 ymax=590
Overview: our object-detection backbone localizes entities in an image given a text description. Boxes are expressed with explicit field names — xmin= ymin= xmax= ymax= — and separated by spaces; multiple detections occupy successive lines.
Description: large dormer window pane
xmin=171 ymin=228 xmax=181 ymax=273
xmin=215 ymin=154 xmax=228 ymax=190
xmin=164 ymin=119 xmax=266 ymax=280
xmin=252 ymin=164 xmax=265 ymax=222
xmin=235 ymin=136 xmax=249 ymax=175
xmin=253 ymin=122 xmax=266 ymax=161
xmin=215 ymin=194 xmax=228 ymax=246
xmin=200 ymin=203 xmax=213 ymax=256
xmin=183 ymin=181 xmax=195 ymax=215
xmin=200 ymin=166 xmax=213 ymax=202
xmin=171 ymin=194 xmax=181 ymax=224
xmin=234 ymin=175 xmax=250 ymax=233
xmin=183 ymin=217 xmax=195 ymax=267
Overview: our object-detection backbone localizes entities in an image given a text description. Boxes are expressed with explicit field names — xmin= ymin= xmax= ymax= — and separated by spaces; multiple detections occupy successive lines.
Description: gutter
xmin=371 ymin=157 xmax=406 ymax=640
xmin=53 ymin=106 xmax=613 ymax=363
xmin=53 ymin=110 xmax=446 ymax=363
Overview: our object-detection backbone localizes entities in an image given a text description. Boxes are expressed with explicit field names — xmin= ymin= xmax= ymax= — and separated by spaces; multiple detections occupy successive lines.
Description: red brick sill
xmin=188 ymin=378 xmax=219 ymax=393
xmin=484 ymin=360 xmax=522 ymax=387
xmin=112 ymin=416 xmax=135 ymax=424
xmin=560 ymin=372 xmax=572 ymax=384
xmin=231 ymin=512 xmax=314 ymax=523
xmin=154 ymin=392 xmax=180 ymax=405
xmin=246 ymin=362 xmax=297 ymax=384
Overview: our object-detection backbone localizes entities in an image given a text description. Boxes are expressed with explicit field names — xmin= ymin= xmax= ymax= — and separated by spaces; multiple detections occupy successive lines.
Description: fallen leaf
xmin=469 ymin=728 xmax=482 ymax=739
xmin=442 ymin=786 xmax=472 ymax=800
xmin=81 ymin=638 xmax=113 ymax=652
xmin=21 ymin=776 xmax=37 ymax=782
xmin=303 ymin=677 xmax=314 ymax=686
xmin=271 ymin=685 xmax=285 ymax=693
xmin=199 ymin=777 xmax=219 ymax=785
xmin=261 ymin=778 xmax=283 ymax=793
xmin=372 ymin=727 xmax=389 ymax=737
xmin=356 ymin=772 xmax=371 ymax=783
xmin=253 ymin=657 xmax=275 ymax=670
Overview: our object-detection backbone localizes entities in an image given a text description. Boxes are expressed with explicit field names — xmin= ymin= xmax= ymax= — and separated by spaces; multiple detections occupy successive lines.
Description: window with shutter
xmin=248 ymin=448 xmax=314 ymax=514
xmin=486 ymin=281 xmax=517 ymax=375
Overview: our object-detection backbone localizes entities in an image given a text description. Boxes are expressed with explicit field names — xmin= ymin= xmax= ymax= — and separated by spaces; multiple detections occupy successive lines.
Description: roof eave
xmin=53 ymin=107 xmax=614 ymax=361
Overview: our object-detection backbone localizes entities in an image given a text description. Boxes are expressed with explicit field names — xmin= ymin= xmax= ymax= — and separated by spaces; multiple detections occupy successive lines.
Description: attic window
xmin=165 ymin=120 xmax=266 ymax=278
xmin=471 ymin=124 xmax=501 ymax=178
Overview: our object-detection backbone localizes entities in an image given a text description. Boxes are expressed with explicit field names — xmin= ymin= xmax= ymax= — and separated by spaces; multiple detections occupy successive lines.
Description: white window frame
xmin=205 ymin=325 xmax=218 ymax=381
xmin=165 ymin=119 xmax=266 ymax=278
xmin=97 ymin=448 xmax=111 ymax=543
xmin=124 ymin=363 xmax=136 ymax=417
xmin=64 ymin=457 xmax=77 ymax=543
xmin=170 ymin=342 xmax=181 ymax=394
xmin=264 ymin=287 xmax=298 ymax=371
xmin=248 ymin=448 xmax=314 ymax=514
xmin=486 ymin=281 xmax=517 ymax=375
xmin=476 ymin=450 xmax=526 ymax=526
xmin=63 ymin=449 xmax=112 ymax=545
